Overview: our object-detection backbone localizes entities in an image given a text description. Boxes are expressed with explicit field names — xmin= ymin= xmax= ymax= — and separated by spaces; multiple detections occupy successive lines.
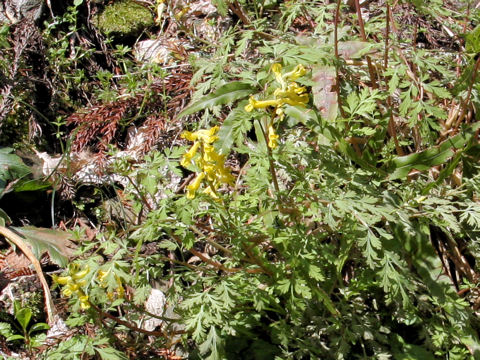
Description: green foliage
xmin=45 ymin=334 xmax=128 ymax=360
xmin=7 ymin=0 xmax=480 ymax=359
xmin=0 ymin=148 xmax=50 ymax=226
xmin=0 ymin=301 xmax=49 ymax=352
xmin=178 ymin=82 xmax=254 ymax=118
xmin=465 ymin=25 xmax=480 ymax=55
xmin=94 ymin=0 xmax=154 ymax=37
xmin=0 ymin=25 xmax=10 ymax=49
xmin=11 ymin=226 xmax=71 ymax=267
xmin=0 ymin=148 xmax=31 ymax=199
xmin=386 ymin=122 xmax=480 ymax=181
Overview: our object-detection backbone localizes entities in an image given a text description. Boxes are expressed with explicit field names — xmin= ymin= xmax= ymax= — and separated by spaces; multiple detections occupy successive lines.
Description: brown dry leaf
xmin=0 ymin=226 xmax=56 ymax=325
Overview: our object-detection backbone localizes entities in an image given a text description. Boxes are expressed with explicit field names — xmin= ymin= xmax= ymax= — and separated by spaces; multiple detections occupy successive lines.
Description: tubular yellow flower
xmin=272 ymin=63 xmax=286 ymax=89
xmin=181 ymin=126 xmax=219 ymax=143
xmin=245 ymin=96 xmax=282 ymax=112
xmin=180 ymin=141 xmax=201 ymax=168
xmin=202 ymin=144 xmax=224 ymax=163
xmin=52 ymin=275 xmax=71 ymax=285
xmin=181 ymin=126 xmax=234 ymax=200
xmin=54 ymin=263 xmax=92 ymax=310
xmin=186 ymin=172 xmax=206 ymax=199
xmin=216 ymin=167 xmax=235 ymax=185
xmin=245 ymin=63 xmax=309 ymax=116
xmin=274 ymin=88 xmax=309 ymax=106
xmin=68 ymin=283 xmax=80 ymax=292
xmin=203 ymin=185 xmax=218 ymax=199
xmin=267 ymin=124 xmax=279 ymax=149
xmin=283 ymin=64 xmax=306 ymax=81
xmin=79 ymin=295 xmax=90 ymax=310
xmin=62 ymin=287 xmax=73 ymax=297
xmin=97 ymin=269 xmax=110 ymax=284
xmin=71 ymin=266 xmax=90 ymax=280
xmin=115 ymin=275 xmax=125 ymax=298
xmin=97 ymin=269 xmax=125 ymax=301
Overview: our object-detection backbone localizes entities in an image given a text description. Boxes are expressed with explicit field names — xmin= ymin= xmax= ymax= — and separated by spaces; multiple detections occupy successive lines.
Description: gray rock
xmin=0 ymin=0 xmax=44 ymax=24
xmin=134 ymin=39 xmax=172 ymax=64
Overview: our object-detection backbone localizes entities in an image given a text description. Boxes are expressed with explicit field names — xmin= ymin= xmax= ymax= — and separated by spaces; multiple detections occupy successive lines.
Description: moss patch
xmin=95 ymin=0 xmax=154 ymax=38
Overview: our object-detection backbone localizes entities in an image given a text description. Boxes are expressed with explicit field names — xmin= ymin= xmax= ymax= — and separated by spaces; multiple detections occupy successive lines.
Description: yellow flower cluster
xmin=53 ymin=264 xmax=90 ymax=310
xmin=98 ymin=269 xmax=125 ymax=301
xmin=245 ymin=63 xmax=308 ymax=148
xmin=180 ymin=126 xmax=234 ymax=199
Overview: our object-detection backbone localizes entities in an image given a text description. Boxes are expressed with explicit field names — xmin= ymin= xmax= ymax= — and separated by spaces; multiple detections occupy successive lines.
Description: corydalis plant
xmin=180 ymin=126 xmax=234 ymax=199
xmin=53 ymin=263 xmax=126 ymax=310
xmin=245 ymin=63 xmax=308 ymax=148
xmin=53 ymin=264 xmax=90 ymax=310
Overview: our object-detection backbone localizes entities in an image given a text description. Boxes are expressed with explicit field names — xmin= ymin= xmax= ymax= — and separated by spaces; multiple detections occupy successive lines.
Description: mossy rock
xmin=95 ymin=0 xmax=154 ymax=39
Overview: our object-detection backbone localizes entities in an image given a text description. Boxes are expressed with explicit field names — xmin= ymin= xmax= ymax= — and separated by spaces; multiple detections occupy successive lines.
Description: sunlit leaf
xmin=178 ymin=82 xmax=253 ymax=117
xmin=385 ymin=122 xmax=480 ymax=180
xmin=311 ymin=66 xmax=338 ymax=122
xmin=11 ymin=226 xmax=75 ymax=267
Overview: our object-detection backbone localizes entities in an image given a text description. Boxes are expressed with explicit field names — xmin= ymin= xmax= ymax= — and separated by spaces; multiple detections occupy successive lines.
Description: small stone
xmin=134 ymin=39 xmax=172 ymax=64
xmin=0 ymin=0 xmax=44 ymax=24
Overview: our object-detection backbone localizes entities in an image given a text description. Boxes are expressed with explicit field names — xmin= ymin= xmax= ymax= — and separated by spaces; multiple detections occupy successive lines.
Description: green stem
xmin=258 ymin=118 xmax=281 ymax=195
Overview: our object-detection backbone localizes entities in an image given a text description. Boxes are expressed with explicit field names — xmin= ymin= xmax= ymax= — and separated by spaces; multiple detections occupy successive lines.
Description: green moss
xmin=95 ymin=0 xmax=154 ymax=38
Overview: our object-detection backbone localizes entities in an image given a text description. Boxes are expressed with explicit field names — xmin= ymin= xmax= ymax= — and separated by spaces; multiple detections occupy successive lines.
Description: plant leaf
xmin=29 ymin=322 xmax=50 ymax=334
xmin=465 ymin=25 xmax=480 ymax=55
xmin=311 ymin=66 xmax=338 ymax=122
xmin=15 ymin=308 xmax=31 ymax=332
xmin=11 ymin=226 xmax=75 ymax=267
xmin=13 ymin=179 xmax=50 ymax=192
xmin=6 ymin=334 xmax=25 ymax=341
xmin=216 ymin=103 xmax=253 ymax=154
xmin=0 ymin=148 xmax=31 ymax=199
xmin=338 ymin=41 xmax=373 ymax=59
xmin=96 ymin=346 xmax=129 ymax=360
xmin=0 ymin=208 xmax=10 ymax=227
xmin=385 ymin=122 xmax=480 ymax=180
xmin=178 ymin=81 xmax=253 ymax=118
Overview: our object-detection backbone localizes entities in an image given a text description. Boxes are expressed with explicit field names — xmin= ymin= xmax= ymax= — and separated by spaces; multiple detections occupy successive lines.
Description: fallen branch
xmin=0 ymin=226 xmax=56 ymax=325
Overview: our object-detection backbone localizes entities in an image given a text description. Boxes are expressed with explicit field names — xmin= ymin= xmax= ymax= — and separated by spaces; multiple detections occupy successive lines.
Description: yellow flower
xmin=181 ymin=126 xmax=219 ymax=143
xmin=98 ymin=269 xmax=107 ymax=281
xmin=62 ymin=287 xmax=73 ymax=297
xmin=203 ymin=185 xmax=218 ymax=199
xmin=245 ymin=96 xmax=282 ymax=112
xmin=53 ymin=264 xmax=92 ymax=310
xmin=202 ymin=144 xmax=224 ymax=163
xmin=283 ymin=64 xmax=307 ymax=82
xmin=216 ymin=167 xmax=235 ymax=185
xmin=68 ymin=283 xmax=80 ymax=292
xmin=181 ymin=127 xmax=234 ymax=200
xmin=272 ymin=63 xmax=306 ymax=89
xmin=274 ymin=86 xmax=309 ymax=106
xmin=52 ymin=275 xmax=71 ymax=285
xmin=79 ymin=295 xmax=90 ymax=310
xmin=244 ymin=63 xmax=308 ymax=114
xmin=115 ymin=275 xmax=125 ymax=298
xmin=97 ymin=269 xmax=125 ymax=301
xmin=180 ymin=141 xmax=201 ymax=168
xmin=272 ymin=63 xmax=286 ymax=89
xmin=71 ymin=266 xmax=90 ymax=280
xmin=267 ymin=124 xmax=279 ymax=149
xmin=186 ymin=172 xmax=206 ymax=199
